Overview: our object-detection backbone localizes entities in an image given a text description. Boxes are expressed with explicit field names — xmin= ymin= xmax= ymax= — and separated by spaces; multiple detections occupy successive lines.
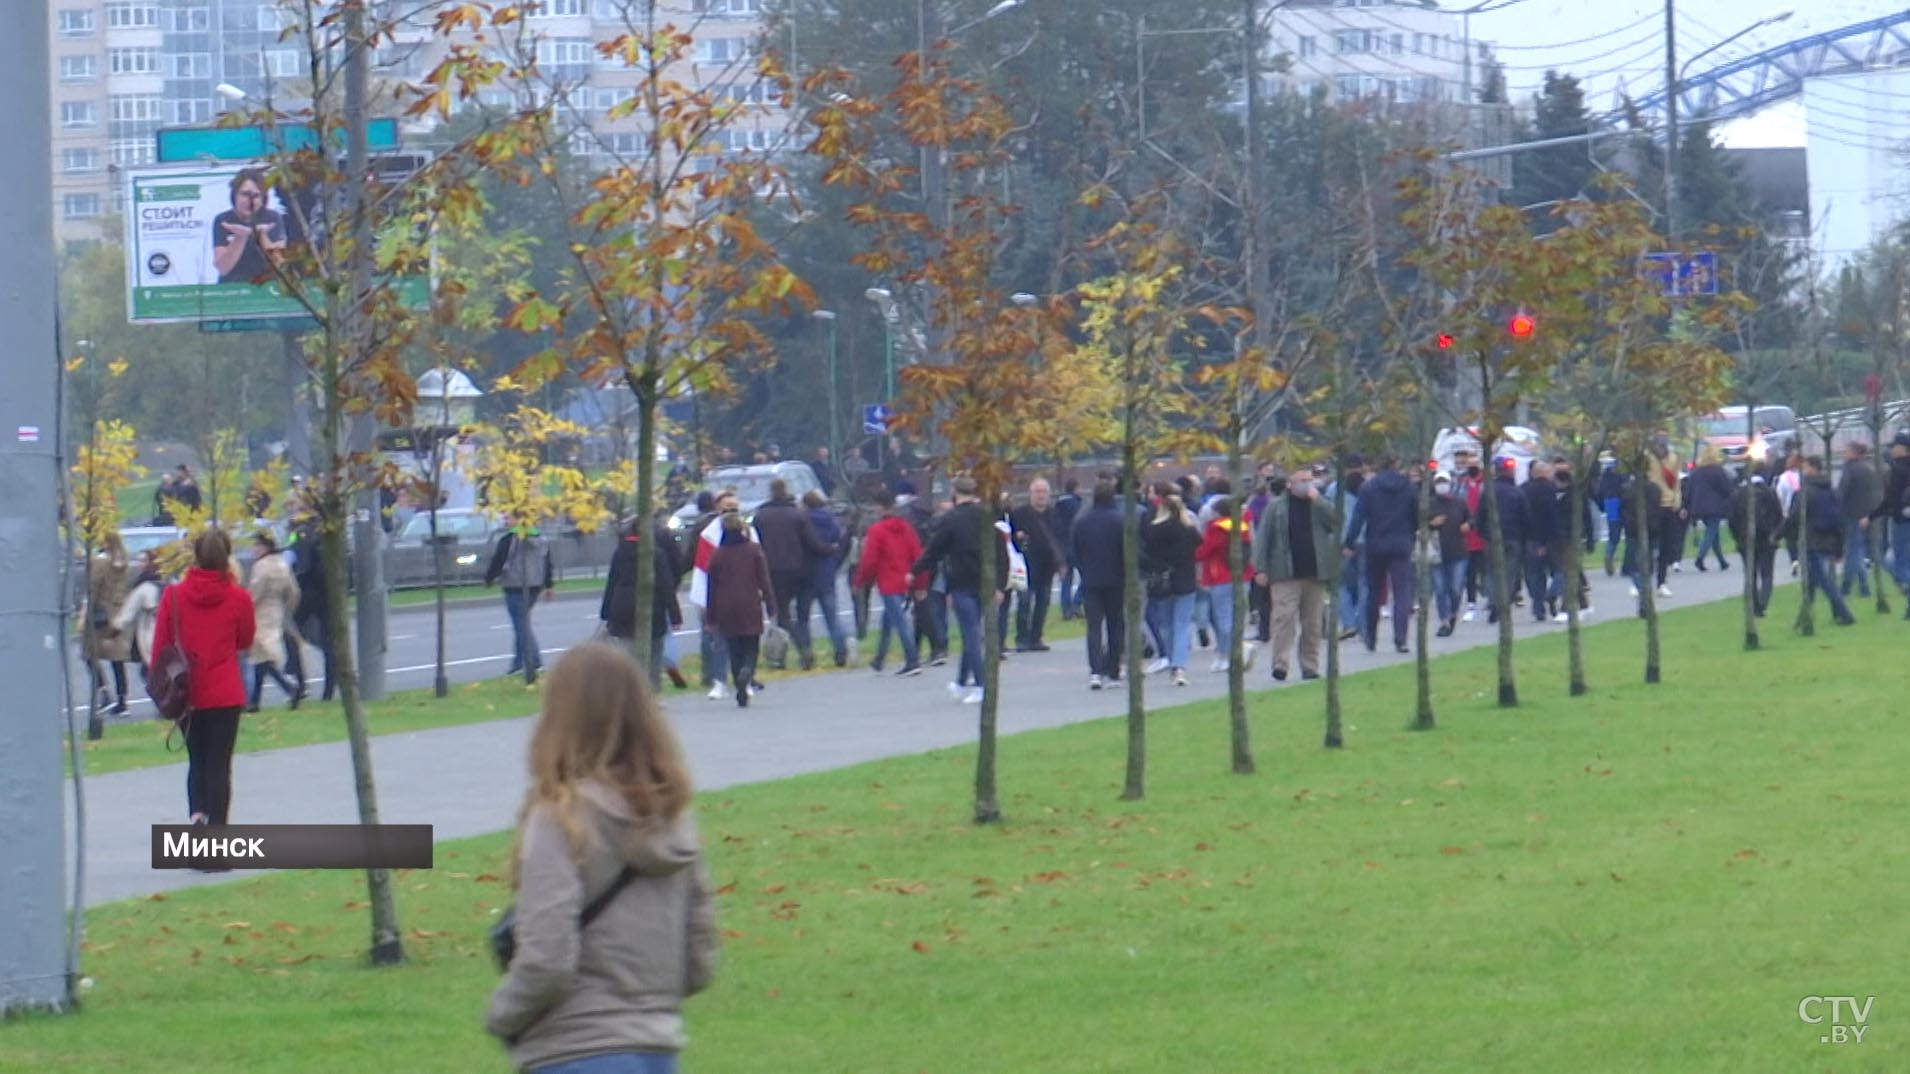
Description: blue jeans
xmin=531 ymin=1052 xmax=678 ymax=1074
xmin=1058 ymin=565 xmax=1078 ymax=617
xmin=797 ymin=581 xmax=848 ymax=661
xmin=1842 ymin=522 xmax=1872 ymax=596
xmin=698 ymin=608 xmax=729 ymax=687
xmin=873 ymin=593 xmax=918 ymax=670
xmin=1808 ymin=551 xmax=1855 ymax=622
xmin=502 ymin=587 xmax=542 ymax=681
xmin=1433 ymin=557 xmax=1468 ymax=622
xmin=1203 ymin=583 xmax=1236 ymax=657
xmin=1524 ymin=545 xmax=1556 ymax=620
xmin=949 ymin=590 xmax=985 ymax=687
xmin=1145 ymin=590 xmax=1197 ymax=669
xmin=1339 ymin=547 xmax=1366 ymax=632
xmin=1694 ymin=518 xmax=1727 ymax=567
xmin=1892 ymin=516 xmax=1910 ymax=595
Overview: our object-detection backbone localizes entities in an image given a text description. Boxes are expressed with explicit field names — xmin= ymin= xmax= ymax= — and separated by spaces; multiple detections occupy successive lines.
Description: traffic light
xmin=1507 ymin=312 xmax=1536 ymax=340
xmin=1435 ymin=332 xmax=1455 ymax=350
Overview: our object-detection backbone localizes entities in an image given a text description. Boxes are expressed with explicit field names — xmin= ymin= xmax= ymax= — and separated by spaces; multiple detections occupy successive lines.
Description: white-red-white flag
xmin=687 ymin=516 xmax=758 ymax=608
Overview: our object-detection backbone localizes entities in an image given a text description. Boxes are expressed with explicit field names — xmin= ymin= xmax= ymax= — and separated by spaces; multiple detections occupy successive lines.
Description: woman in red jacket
xmin=852 ymin=489 xmax=925 ymax=677
xmin=150 ymin=529 xmax=256 ymax=826
xmin=1194 ymin=497 xmax=1257 ymax=674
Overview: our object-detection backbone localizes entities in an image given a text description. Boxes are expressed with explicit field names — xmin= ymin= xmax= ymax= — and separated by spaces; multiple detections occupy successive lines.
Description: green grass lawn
xmin=77 ymin=615 xmax=1088 ymax=777
xmin=22 ymin=595 xmax=1908 ymax=1072
xmin=382 ymin=576 xmax=601 ymax=608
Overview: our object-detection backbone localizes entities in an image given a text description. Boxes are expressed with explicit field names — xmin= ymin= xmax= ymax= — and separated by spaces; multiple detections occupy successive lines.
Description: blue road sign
xmin=863 ymin=403 xmax=892 ymax=436
xmin=1643 ymin=251 xmax=1720 ymax=297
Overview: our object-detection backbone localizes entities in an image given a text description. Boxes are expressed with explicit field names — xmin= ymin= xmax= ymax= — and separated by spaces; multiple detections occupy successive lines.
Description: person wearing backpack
xmin=149 ymin=529 xmax=256 ymax=826
xmin=486 ymin=643 xmax=717 ymax=1073
xmin=487 ymin=514 xmax=556 ymax=686
xmin=1783 ymin=456 xmax=1856 ymax=626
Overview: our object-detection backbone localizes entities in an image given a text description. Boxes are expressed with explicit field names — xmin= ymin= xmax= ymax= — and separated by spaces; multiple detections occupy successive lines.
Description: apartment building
xmin=1268 ymin=0 xmax=1486 ymax=108
xmin=48 ymin=0 xmax=787 ymax=246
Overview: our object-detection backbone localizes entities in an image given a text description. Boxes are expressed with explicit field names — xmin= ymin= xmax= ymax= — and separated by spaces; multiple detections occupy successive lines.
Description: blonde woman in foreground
xmin=487 ymin=642 xmax=717 ymax=1074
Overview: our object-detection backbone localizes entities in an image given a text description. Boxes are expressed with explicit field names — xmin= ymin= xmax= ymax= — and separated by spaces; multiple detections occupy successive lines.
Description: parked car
xmin=667 ymin=461 xmax=826 ymax=532
xmin=1696 ymin=405 xmax=1796 ymax=470
xmin=385 ymin=508 xmax=505 ymax=589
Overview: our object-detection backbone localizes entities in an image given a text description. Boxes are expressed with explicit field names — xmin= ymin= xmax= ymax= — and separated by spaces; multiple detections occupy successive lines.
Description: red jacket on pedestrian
xmin=1462 ymin=478 xmax=1488 ymax=554
xmin=150 ymin=566 xmax=257 ymax=711
xmin=1194 ymin=517 xmax=1251 ymax=588
xmin=853 ymin=514 xmax=925 ymax=597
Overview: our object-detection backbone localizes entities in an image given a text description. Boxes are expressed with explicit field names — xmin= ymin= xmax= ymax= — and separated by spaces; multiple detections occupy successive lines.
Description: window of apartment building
xmin=1334 ymin=30 xmax=1363 ymax=54
xmin=104 ymin=2 xmax=160 ymax=29
xmin=60 ymin=55 xmax=98 ymax=81
xmin=173 ymin=98 xmax=213 ymax=124
xmin=265 ymin=49 xmax=305 ymax=78
xmin=174 ymin=53 xmax=212 ymax=79
xmin=593 ymin=0 xmax=628 ymax=18
xmin=1295 ymin=35 xmax=1316 ymax=59
xmin=64 ymin=194 xmax=103 ymax=221
xmin=594 ymin=86 xmax=636 ymax=116
xmin=110 ymin=95 xmax=164 ymax=123
xmin=531 ymin=0 xmax=589 ymax=15
xmin=168 ymin=4 xmax=211 ymax=32
xmin=62 ymin=147 xmax=102 ymax=174
xmin=537 ymin=38 xmax=594 ymax=66
xmin=258 ymin=4 xmax=286 ymax=31
xmin=59 ymin=9 xmax=96 ymax=35
xmin=697 ymin=0 xmax=764 ymax=15
xmin=725 ymin=81 xmax=767 ymax=105
xmin=375 ymin=45 xmax=424 ymax=79
xmin=110 ymin=48 xmax=162 ymax=76
xmin=62 ymin=101 xmax=98 ymax=128
xmin=699 ymin=37 xmax=750 ymax=64
xmin=1334 ymin=74 xmax=1361 ymax=99
xmin=1389 ymin=33 xmax=1403 ymax=55
xmin=112 ymin=138 xmax=154 ymax=166
xmin=721 ymin=129 xmax=771 ymax=152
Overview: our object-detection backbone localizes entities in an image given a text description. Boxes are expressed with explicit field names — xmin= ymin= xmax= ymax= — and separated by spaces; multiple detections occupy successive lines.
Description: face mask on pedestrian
xmin=1433 ymin=478 xmax=1451 ymax=496
xmin=1289 ymin=478 xmax=1311 ymax=497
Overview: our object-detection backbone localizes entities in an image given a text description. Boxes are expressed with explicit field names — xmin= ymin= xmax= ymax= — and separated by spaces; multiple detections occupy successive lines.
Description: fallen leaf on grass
xmin=1195 ymin=842 xmax=1214 ymax=852
xmin=714 ymin=882 xmax=737 ymax=896
xmin=761 ymin=884 xmax=786 ymax=895
xmin=911 ymin=940 xmax=931 ymax=955
xmin=146 ymin=893 xmax=167 ymax=903
xmin=222 ymin=921 xmax=252 ymax=930
xmin=1440 ymin=846 xmax=1466 ymax=856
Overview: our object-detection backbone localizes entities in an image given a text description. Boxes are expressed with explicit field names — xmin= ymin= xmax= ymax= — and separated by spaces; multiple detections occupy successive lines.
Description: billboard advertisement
xmin=124 ymin=161 xmax=426 ymax=325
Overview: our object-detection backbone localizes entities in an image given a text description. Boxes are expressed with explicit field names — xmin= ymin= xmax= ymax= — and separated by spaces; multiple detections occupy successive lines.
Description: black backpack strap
xmin=579 ymin=866 xmax=637 ymax=928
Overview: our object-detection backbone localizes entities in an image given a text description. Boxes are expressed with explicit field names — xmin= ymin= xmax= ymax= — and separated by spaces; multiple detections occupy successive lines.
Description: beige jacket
xmin=486 ymin=782 xmax=717 ymax=1072
xmin=247 ymin=552 xmax=300 ymax=667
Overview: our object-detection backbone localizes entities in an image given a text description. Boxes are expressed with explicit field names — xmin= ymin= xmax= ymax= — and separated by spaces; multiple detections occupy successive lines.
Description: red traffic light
xmin=1508 ymin=313 xmax=1536 ymax=339
xmin=1435 ymin=333 xmax=1455 ymax=350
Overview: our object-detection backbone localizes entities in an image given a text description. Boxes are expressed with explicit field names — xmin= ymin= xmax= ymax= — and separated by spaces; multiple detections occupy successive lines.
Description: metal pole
xmin=1664 ymin=0 xmax=1679 ymax=242
xmin=1136 ymin=14 xmax=1147 ymax=142
xmin=0 ymin=0 xmax=74 ymax=1015
xmin=826 ymin=318 xmax=841 ymax=467
xmin=883 ymin=316 xmax=897 ymax=403
xmin=346 ymin=8 xmax=387 ymax=701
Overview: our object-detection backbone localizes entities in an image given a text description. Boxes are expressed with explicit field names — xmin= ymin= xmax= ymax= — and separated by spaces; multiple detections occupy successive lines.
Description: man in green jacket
xmin=1252 ymin=467 xmax=1341 ymax=682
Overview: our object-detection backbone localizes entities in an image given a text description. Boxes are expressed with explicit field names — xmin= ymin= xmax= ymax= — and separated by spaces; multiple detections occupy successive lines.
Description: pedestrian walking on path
xmin=487 ymin=514 xmax=555 ymax=685
xmin=1252 ymin=468 xmax=1339 ymax=683
xmin=703 ymin=513 xmax=778 ymax=708
xmin=486 ymin=642 xmax=717 ymax=1074
xmin=150 ymin=528 xmax=256 ymax=827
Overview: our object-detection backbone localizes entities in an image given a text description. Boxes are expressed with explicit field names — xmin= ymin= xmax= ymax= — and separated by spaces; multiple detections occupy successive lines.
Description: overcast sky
xmin=1467 ymin=0 xmax=1897 ymax=146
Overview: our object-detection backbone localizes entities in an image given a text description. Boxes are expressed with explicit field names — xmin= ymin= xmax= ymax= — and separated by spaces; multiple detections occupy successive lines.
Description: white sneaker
xmin=706 ymin=682 xmax=728 ymax=701
xmin=1172 ymin=669 xmax=1188 ymax=687
xmin=1628 ymin=584 xmax=1639 ymax=598
xmin=1672 ymin=562 xmax=1684 ymax=573
xmin=1552 ymin=612 xmax=1569 ymax=624
xmin=1144 ymin=657 xmax=1170 ymax=676
xmin=1380 ymin=606 xmax=1391 ymax=619
xmin=1209 ymin=658 xmax=1227 ymax=673
xmin=1658 ymin=585 xmax=1673 ymax=599
xmin=962 ymin=688 xmax=984 ymax=705
xmin=1088 ymin=674 xmax=1104 ymax=691
xmin=947 ymin=681 xmax=965 ymax=702
xmin=1581 ymin=606 xmax=1595 ymax=618
xmin=1462 ymin=608 xmax=1476 ymax=623
xmin=750 ymin=683 xmax=765 ymax=696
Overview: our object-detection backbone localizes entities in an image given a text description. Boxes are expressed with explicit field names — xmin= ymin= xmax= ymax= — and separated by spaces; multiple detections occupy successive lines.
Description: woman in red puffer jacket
xmin=150 ymin=529 xmax=256 ymax=826
xmin=1193 ymin=497 xmax=1256 ymax=673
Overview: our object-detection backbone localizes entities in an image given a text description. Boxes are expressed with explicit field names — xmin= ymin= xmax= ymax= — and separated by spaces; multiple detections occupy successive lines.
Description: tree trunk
xmin=1633 ymin=454 xmax=1662 ymax=683
xmin=1225 ymin=430 xmax=1253 ymax=773
xmin=1477 ymin=459 xmax=1518 ymax=707
xmin=974 ymin=487 xmax=1002 ymax=824
xmin=1741 ymin=408 xmax=1760 ymax=651
xmin=318 ymin=320 xmax=403 ymax=968
xmin=1324 ymin=464 xmax=1345 ymax=749
xmin=629 ymin=364 xmax=660 ymax=685
xmin=1565 ymin=445 xmax=1591 ymax=696
xmin=430 ymin=497 xmax=447 ymax=698
xmin=1120 ymin=440 xmax=1146 ymax=800
xmin=1411 ymin=462 xmax=1435 ymax=730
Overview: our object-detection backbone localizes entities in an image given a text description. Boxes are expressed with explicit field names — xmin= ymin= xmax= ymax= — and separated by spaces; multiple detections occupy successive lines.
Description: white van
xmin=1431 ymin=425 xmax=1546 ymax=484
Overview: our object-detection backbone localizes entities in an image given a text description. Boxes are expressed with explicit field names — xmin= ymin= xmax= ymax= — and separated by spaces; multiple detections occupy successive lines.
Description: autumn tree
xmin=810 ymin=44 xmax=1092 ymax=823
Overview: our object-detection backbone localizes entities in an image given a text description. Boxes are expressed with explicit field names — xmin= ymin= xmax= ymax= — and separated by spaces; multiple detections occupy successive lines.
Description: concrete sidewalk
xmin=68 ymin=563 xmax=1773 ymax=906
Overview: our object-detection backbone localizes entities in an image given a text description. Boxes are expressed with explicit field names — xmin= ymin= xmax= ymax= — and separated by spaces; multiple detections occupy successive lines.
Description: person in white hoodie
xmin=487 ymin=642 xmax=718 ymax=1074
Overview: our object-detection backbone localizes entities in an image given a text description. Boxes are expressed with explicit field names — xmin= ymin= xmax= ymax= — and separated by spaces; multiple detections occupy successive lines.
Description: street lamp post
xmin=1665 ymin=7 xmax=1793 ymax=242
xmin=865 ymin=287 xmax=899 ymax=403
xmin=813 ymin=310 xmax=840 ymax=469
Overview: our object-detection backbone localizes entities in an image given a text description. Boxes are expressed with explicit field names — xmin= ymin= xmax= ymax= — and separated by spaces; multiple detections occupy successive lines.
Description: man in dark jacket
xmin=1342 ymin=457 xmax=1417 ymax=653
xmin=1069 ymin=480 xmax=1128 ymax=687
xmin=798 ymin=490 xmax=850 ymax=667
xmin=600 ymin=517 xmax=688 ymax=688
xmin=1784 ymin=456 xmax=1855 ymax=625
xmin=749 ymin=477 xmax=838 ymax=670
xmin=1729 ymin=474 xmax=1783 ymax=616
xmin=1595 ymin=461 xmax=1626 ymax=574
xmin=288 ymin=521 xmax=332 ymax=701
xmin=1547 ymin=462 xmax=1597 ymax=620
xmin=1519 ymin=461 xmax=1558 ymax=621
xmin=1480 ymin=458 xmax=1529 ymax=623
xmin=1885 ymin=433 xmax=1910 ymax=609
xmin=1052 ymin=478 xmax=1083 ymax=620
xmin=1837 ymin=442 xmax=1883 ymax=598
xmin=484 ymin=514 xmax=555 ymax=684
xmin=912 ymin=477 xmax=1005 ymax=703
xmin=1009 ymin=478 xmax=1064 ymax=651
xmin=896 ymin=481 xmax=948 ymax=666
xmin=1685 ymin=455 xmax=1736 ymax=572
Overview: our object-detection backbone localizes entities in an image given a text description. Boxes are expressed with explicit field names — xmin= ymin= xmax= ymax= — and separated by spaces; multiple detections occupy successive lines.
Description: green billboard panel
xmin=155 ymin=119 xmax=399 ymax=163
